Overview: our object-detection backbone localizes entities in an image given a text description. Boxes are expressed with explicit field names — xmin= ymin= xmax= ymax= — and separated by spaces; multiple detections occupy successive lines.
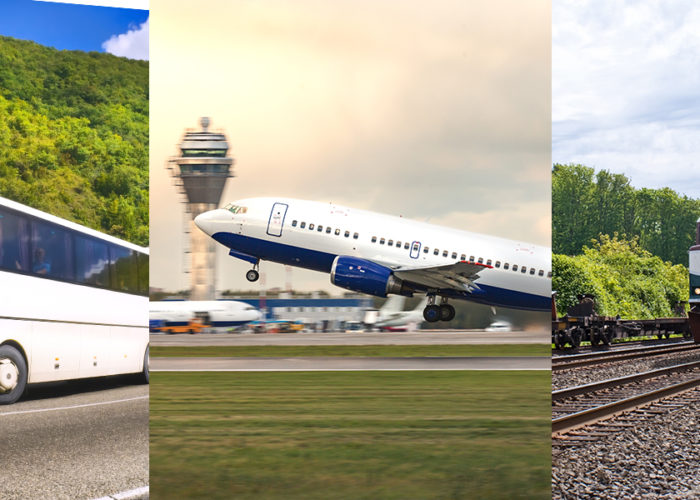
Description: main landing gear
xmin=246 ymin=261 xmax=260 ymax=282
xmin=423 ymin=295 xmax=455 ymax=323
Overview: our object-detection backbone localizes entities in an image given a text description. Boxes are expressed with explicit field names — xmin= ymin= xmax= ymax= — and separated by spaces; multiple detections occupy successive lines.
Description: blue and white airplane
xmin=194 ymin=198 xmax=551 ymax=323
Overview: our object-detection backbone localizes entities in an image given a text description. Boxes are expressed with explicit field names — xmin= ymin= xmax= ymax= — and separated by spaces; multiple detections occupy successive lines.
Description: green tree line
xmin=553 ymin=235 xmax=688 ymax=319
xmin=553 ymin=163 xmax=700 ymax=265
xmin=0 ymin=36 xmax=148 ymax=246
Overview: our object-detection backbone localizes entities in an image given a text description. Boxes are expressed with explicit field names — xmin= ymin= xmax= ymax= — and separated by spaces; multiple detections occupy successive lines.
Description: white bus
xmin=0 ymin=196 xmax=149 ymax=404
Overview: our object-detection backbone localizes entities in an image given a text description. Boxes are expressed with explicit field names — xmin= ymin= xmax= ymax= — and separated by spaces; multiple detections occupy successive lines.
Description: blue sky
xmin=0 ymin=0 xmax=148 ymax=58
xmin=553 ymin=0 xmax=700 ymax=199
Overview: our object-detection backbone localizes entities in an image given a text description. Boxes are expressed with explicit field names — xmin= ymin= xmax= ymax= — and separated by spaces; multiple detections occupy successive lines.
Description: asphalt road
xmin=152 ymin=356 xmax=549 ymax=371
xmin=0 ymin=377 xmax=149 ymax=500
xmin=150 ymin=329 xmax=549 ymax=346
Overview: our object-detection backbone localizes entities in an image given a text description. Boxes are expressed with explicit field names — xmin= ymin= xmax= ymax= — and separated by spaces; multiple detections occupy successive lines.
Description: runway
xmin=150 ymin=329 xmax=549 ymax=346
xmin=152 ymin=356 xmax=549 ymax=371
xmin=0 ymin=377 xmax=149 ymax=500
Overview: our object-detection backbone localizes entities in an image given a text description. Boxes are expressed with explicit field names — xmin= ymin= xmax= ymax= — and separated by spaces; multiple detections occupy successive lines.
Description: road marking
xmin=92 ymin=486 xmax=149 ymax=500
xmin=0 ymin=395 xmax=148 ymax=417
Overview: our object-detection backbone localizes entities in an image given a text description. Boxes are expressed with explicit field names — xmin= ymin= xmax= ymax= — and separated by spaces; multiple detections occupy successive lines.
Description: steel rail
xmin=552 ymin=343 xmax=699 ymax=371
xmin=552 ymin=376 xmax=700 ymax=435
xmin=552 ymin=360 xmax=700 ymax=401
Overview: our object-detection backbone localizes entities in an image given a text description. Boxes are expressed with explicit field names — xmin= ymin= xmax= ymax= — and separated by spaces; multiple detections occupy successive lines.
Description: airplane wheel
xmin=439 ymin=304 xmax=455 ymax=322
xmin=423 ymin=305 xmax=441 ymax=323
xmin=246 ymin=269 xmax=259 ymax=282
xmin=0 ymin=345 xmax=27 ymax=405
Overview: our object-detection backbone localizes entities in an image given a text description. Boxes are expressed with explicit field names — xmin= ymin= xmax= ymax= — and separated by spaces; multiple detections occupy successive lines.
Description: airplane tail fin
xmin=380 ymin=295 xmax=406 ymax=314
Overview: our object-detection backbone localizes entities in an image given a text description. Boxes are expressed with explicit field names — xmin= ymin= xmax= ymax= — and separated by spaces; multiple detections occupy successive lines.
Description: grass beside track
xmin=150 ymin=371 xmax=550 ymax=499
xmin=151 ymin=344 xmax=549 ymax=358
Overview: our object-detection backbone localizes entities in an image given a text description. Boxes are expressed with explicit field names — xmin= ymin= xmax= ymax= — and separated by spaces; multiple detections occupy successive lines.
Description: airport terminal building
xmin=237 ymin=297 xmax=373 ymax=330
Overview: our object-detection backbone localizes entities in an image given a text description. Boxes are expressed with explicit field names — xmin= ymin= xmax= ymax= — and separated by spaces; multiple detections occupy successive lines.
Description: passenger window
xmin=317 ymin=225 xmax=323 ymax=232
xmin=547 ymin=271 xmax=552 ymax=278
xmin=504 ymin=263 xmax=509 ymax=270
xmin=404 ymin=242 xmax=410 ymax=250
xmin=442 ymin=250 xmax=448 ymax=257
xmin=460 ymin=254 xmax=466 ymax=261
xmin=309 ymin=224 xmax=315 ymax=230
xmin=380 ymin=238 xmax=385 ymax=245
xmin=111 ymin=245 xmax=138 ymax=293
xmin=521 ymin=267 xmax=527 ymax=273
xmin=412 ymin=243 xmax=419 ymax=251
xmin=32 ymin=220 xmax=74 ymax=281
xmin=538 ymin=270 xmax=544 ymax=276
xmin=372 ymin=236 xmax=377 ymax=243
xmin=76 ymin=235 xmax=110 ymax=287
xmin=486 ymin=259 xmax=492 ymax=266
xmin=300 ymin=222 xmax=306 ymax=229
xmin=433 ymin=248 xmax=439 ymax=255
xmin=424 ymin=247 xmax=429 ymax=253
xmin=529 ymin=268 xmax=535 ymax=275
xmin=513 ymin=265 xmax=518 ymax=271
xmin=0 ymin=210 xmax=29 ymax=272
xmin=353 ymin=233 xmax=359 ymax=239
xmin=451 ymin=252 xmax=457 ymax=259
xmin=469 ymin=256 xmax=475 ymax=262
xmin=292 ymin=220 xmax=297 ymax=227
xmin=326 ymin=227 xmax=332 ymax=234
xmin=478 ymin=257 xmax=483 ymax=264
xmin=396 ymin=241 xmax=401 ymax=248
xmin=388 ymin=239 xmax=393 ymax=246
xmin=495 ymin=261 xmax=501 ymax=268
xmin=335 ymin=229 xmax=340 ymax=236
xmin=344 ymin=231 xmax=350 ymax=238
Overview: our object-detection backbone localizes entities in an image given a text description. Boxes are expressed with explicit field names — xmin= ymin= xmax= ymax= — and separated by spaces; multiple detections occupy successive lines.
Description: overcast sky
xmin=553 ymin=0 xmax=700 ymax=198
xmin=150 ymin=0 xmax=551 ymax=294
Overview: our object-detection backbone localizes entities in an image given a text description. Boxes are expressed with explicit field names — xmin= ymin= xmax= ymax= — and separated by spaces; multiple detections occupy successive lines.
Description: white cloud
xmin=553 ymin=0 xmax=700 ymax=198
xmin=102 ymin=17 xmax=149 ymax=60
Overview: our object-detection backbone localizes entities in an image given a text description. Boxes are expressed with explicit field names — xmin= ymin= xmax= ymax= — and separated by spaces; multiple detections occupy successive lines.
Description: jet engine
xmin=330 ymin=256 xmax=413 ymax=297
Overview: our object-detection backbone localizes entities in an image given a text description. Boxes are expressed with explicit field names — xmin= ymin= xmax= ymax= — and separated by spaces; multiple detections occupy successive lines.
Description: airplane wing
xmin=391 ymin=261 xmax=492 ymax=293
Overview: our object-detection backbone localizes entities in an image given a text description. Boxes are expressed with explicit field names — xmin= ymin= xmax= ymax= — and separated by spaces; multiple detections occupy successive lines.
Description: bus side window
xmin=110 ymin=245 xmax=138 ymax=293
xmin=0 ymin=209 xmax=30 ymax=271
xmin=75 ymin=235 xmax=110 ymax=288
xmin=31 ymin=220 xmax=74 ymax=281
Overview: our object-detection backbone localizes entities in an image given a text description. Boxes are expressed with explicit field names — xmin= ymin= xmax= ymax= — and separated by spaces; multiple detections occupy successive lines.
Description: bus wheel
xmin=0 ymin=345 xmax=27 ymax=405
xmin=142 ymin=345 xmax=149 ymax=385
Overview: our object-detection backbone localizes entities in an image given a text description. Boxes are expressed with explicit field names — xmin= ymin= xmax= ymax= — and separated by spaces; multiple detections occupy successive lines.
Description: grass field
xmin=150 ymin=371 xmax=550 ymax=499
xmin=151 ymin=344 xmax=549 ymax=358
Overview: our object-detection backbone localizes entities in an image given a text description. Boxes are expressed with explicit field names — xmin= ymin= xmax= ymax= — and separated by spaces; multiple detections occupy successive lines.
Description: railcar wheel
xmin=0 ymin=345 xmax=27 ymax=405
xmin=246 ymin=269 xmax=260 ymax=282
xmin=423 ymin=305 xmax=441 ymax=323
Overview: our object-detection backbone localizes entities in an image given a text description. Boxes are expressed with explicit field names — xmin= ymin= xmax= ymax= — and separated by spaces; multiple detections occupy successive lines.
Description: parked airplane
xmin=149 ymin=300 xmax=261 ymax=332
xmin=194 ymin=198 xmax=551 ymax=323
xmin=367 ymin=296 xmax=428 ymax=330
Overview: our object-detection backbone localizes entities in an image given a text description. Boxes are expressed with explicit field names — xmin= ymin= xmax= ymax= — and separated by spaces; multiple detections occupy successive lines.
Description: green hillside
xmin=0 ymin=35 xmax=148 ymax=246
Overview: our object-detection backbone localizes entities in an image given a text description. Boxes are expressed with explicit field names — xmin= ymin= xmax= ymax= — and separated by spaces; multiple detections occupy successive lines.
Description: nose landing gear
xmin=246 ymin=261 xmax=260 ymax=282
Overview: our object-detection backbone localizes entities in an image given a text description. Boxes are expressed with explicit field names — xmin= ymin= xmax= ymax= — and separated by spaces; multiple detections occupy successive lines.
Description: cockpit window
xmin=224 ymin=203 xmax=248 ymax=214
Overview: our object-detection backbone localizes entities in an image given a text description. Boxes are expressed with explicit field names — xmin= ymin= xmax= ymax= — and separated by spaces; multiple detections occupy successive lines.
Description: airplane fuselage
xmin=195 ymin=198 xmax=550 ymax=312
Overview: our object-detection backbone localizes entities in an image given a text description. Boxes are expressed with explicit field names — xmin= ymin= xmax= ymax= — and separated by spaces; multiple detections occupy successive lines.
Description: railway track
xmin=552 ymin=341 xmax=700 ymax=371
xmin=551 ymin=336 xmax=689 ymax=356
xmin=552 ymin=361 xmax=700 ymax=439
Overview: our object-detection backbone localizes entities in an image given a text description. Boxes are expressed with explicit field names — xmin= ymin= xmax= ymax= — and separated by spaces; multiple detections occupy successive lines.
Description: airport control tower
xmin=168 ymin=117 xmax=234 ymax=300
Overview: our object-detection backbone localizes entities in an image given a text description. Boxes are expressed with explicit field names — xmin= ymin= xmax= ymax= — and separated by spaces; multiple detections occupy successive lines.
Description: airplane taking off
xmin=194 ymin=198 xmax=551 ymax=323
xmin=149 ymin=300 xmax=261 ymax=331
